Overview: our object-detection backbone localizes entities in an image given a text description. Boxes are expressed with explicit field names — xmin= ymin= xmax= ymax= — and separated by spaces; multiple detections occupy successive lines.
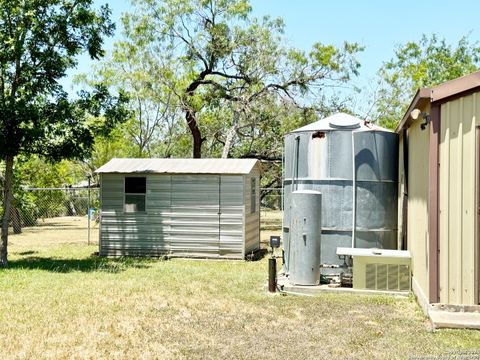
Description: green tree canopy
xmin=84 ymin=38 xmax=186 ymax=158
xmin=0 ymin=0 xmax=128 ymax=267
xmin=118 ymin=0 xmax=363 ymax=158
xmin=370 ymin=34 xmax=480 ymax=129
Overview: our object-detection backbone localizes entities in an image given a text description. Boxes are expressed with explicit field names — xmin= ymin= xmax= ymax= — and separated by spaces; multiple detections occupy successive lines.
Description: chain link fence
xmin=1 ymin=187 xmax=99 ymax=240
xmin=260 ymin=187 xmax=282 ymax=211
xmin=260 ymin=187 xmax=282 ymax=234
xmin=1 ymin=186 xmax=282 ymax=243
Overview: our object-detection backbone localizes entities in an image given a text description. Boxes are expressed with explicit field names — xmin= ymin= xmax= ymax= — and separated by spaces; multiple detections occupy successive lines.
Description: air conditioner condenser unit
xmin=337 ymin=248 xmax=411 ymax=292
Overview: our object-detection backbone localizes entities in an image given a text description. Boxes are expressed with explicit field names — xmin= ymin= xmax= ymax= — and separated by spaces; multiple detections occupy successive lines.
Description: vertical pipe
xmin=268 ymin=257 xmax=277 ymax=292
xmin=351 ymin=132 xmax=356 ymax=248
xmin=402 ymin=129 xmax=409 ymax=251
xmin=287 ymin=135 xmax=301 ymax=271
xmin=292 ymin=135 xmax=300 ymax=191
xmin=281 ymin=148 xmax=284 ymax=228
xmin=218 ymin=176 xmax=221 ymax=256
xmin=87 ymin=176 xmax=91 ymax=246
xmin=281 ymin=150 xmax=285 ymax=267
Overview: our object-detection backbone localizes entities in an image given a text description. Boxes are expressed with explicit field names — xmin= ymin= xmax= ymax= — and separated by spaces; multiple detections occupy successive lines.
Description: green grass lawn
xmin=1 ymin=218 xmax=480 ymax=359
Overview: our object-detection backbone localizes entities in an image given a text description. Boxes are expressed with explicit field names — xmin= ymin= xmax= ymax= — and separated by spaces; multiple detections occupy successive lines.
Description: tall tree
xmin=369 ymin=34 xmax=480 ymax=129
xmin=85 ymin=38 xmax=183 ymax=158
xmin=123 ymin=0 xmax=363 ymax=158
xmin=0 ymin=0 xmax=127 ymax=267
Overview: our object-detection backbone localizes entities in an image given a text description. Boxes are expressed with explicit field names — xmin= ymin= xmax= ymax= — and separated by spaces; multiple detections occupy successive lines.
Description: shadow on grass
xmin=15 ymin=251 xmax=39 ymax=256
xmin=7 ymin=255 xmax=154 ymax=273
xmin=246 ymin=248 xmax=269 ymax=261
xmin=17 ymin=225 xmax=82 ymax=234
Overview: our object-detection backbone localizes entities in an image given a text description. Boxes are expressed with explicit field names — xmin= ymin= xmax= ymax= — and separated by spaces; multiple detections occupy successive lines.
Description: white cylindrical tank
xmin=289 ymin=190 xmax=322 ymax=285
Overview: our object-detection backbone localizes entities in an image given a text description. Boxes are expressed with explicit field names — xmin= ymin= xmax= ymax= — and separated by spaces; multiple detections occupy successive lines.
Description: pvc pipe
xmin=351 ymin=132 xmax=356 ymax=248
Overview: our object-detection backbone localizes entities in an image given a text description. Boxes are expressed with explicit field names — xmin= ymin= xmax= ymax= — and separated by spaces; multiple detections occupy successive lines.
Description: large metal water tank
xmin=289 ymin=190 xmax=322 ymax=285
xmin=283 ymin=113 xmax=398 ymax=276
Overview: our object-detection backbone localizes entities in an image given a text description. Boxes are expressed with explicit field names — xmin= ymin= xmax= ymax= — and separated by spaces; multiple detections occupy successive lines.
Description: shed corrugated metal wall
xmin=399 ymin=103 xmax=431 ymax=302
xmin=99 ymin=172 xmax=260 ymax=259
xmin=244 ymin=167 xmax=261 ymax=255
xmin=439 ymin=93 xmax=480 ymax=304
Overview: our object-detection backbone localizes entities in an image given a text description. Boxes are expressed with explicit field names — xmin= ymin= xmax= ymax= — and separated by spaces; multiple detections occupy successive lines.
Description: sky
xmin=63 ymin=0 xmax=480 ymax=96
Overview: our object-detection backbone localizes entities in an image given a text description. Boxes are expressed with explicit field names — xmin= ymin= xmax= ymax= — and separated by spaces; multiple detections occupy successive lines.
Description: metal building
xmin=95 ymin=158 xmax=261 ymax=259
xmin=397 ymin=71 xmax=480 ymax=309
xmin=283 ymin=113 xmax=399 ymax=275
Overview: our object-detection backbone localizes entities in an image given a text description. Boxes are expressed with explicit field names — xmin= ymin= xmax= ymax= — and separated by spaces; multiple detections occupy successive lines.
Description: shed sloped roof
xmin=95 ymin=158 xmax=260 ymax=175
xmin=396 ymin=71 xmax=480 ymax=132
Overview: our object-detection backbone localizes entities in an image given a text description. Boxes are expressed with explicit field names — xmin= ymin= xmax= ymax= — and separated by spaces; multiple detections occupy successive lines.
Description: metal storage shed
xmin=95 ymin=158 xmax=261 ymax=259
xmin=397 ymin=71 xmax=480 ymax=310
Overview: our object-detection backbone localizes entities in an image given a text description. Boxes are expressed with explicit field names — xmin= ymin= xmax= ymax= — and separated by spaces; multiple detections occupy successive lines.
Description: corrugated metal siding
xmin=220 ymin=176 xmax=244 ymax=257
xmin=244 ymin=172 xmax=261 ymax=255
xmin=100 ymin=174 xmax=170 ymax=256
xmin=99 ymin=173 xmax=259 ymax=259
xmin=169 ymin=175 xmax=221 ymax=256
xmin=439 ymin=93 xmax=480 ymax=304
xmin=101 ymin=174 xmax=124 ymax=211
xmin=407 ymin=106 xmax=431 ymax=301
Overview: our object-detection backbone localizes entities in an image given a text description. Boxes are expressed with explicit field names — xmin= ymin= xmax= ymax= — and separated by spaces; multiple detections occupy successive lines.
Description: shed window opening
xmin=124 ymin=177 xmax=146 ymax=212
xmin=251 ymin=178 xmax=257 ymax=214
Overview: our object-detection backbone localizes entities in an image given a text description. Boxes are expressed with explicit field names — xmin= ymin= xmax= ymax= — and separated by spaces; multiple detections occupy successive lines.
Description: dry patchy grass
xmin=9 ymin=216 xmax=99 ymax=249
xmin=1 ymin=217 xmax=480 ymax=359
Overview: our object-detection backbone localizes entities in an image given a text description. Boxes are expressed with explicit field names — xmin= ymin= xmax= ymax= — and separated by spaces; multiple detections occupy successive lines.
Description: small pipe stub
xmin=268 ymin=257 xmax=277 ymax=293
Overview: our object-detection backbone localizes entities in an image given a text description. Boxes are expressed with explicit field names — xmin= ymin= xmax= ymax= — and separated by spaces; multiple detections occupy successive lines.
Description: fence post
xmin=87 ymin=176 xmax=91 ymax=246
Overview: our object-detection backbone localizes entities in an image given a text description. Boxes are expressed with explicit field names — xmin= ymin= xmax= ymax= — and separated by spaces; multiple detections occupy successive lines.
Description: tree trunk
xmin=221 ymin=111 xmax=239 ymax=159
xmin=67 ymin=199 xmax=77 ymax=216
xmin=221 ymin=125 xmax=237 ymax=159
xmin=186 ymin=109 xmax=204 ymax=158
xmin=0 ymin=155 xmax=14 ymax=267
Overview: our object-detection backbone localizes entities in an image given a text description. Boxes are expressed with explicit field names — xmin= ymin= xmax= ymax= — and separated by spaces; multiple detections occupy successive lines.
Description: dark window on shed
xmin=125 ymin=177 xmax=146 ymax=212
xmin=251 ymin=177 xmax=257 ymax=214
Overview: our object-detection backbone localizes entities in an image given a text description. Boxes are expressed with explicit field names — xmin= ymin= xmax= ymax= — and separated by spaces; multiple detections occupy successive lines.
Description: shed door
xmin=170 ymin=175 xmax=220 ymax=256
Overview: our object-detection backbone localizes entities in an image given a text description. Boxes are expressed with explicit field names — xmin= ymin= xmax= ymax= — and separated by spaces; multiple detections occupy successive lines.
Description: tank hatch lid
xmin=289 ymin=112 xmax=392 ymax=133
xmin=290 ymin=113 xmax=362 ymax=132
xmin=328 ymin=114 xmax=361 ymax=129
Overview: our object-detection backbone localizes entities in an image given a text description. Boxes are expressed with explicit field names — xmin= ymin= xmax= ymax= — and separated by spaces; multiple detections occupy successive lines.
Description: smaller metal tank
xmin=289 ymin=190 xmax=322 ymax=285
